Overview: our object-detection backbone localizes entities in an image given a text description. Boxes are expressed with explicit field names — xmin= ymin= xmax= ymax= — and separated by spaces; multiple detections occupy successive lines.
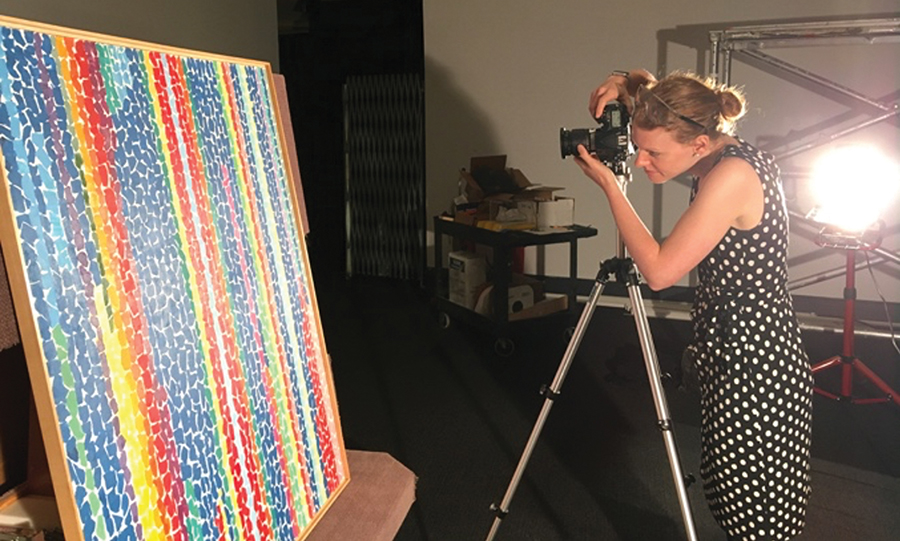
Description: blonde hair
xmin=633 ymin=71 xmax=746 ymax=143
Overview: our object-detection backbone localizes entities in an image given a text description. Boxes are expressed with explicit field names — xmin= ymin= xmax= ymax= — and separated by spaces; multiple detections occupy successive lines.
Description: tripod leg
xmin=811 ymin=356 xmax=847 ymax=401
xmin=851 ymin=358 xmax=900 ymax=406
xmin=626 ymin=283 xmax=699 ymax=541
xmin=812 ymin=357 xmax=900 ymax=405
xmin=485 ymin=274 xmax=608 ymax=541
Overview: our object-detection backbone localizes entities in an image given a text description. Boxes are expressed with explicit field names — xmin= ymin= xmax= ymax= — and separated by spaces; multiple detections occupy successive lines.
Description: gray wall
xmin=0 ymin=0 xmax=278 ymax=69
xmin=423 ymin=1 xmax=900 ymax=303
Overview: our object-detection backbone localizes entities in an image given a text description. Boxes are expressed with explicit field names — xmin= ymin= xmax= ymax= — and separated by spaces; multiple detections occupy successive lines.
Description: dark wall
xmin=278 ymin=0 xmax=424 ymax=276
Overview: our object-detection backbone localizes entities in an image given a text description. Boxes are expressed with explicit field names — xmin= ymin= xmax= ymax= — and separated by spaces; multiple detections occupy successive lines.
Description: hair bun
xmin=717 ymin=88 xmax=746 ymax=122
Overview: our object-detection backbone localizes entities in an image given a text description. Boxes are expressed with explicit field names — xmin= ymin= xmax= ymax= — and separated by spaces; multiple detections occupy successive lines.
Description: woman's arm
xmin=576 ymin=149 xmax=763 ymax=290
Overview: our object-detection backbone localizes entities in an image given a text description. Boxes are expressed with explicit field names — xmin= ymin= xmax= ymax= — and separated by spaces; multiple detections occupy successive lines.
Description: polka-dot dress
xmin=688 ymin=139 xmax=813 ymax=540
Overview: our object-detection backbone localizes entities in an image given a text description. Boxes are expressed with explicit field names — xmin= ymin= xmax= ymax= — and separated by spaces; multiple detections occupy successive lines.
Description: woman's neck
xmin=690 ymin=135 xmax=738 ymax=179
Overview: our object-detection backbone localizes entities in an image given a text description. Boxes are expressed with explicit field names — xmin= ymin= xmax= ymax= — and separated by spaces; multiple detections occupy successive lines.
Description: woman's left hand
xmin=573 ymin=144 xmax=619 ymax=193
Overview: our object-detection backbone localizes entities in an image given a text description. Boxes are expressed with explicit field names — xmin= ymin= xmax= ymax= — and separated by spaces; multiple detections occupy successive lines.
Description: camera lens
xmin=560 ymin=127 xmax=594 ymax=159
xmin=560 ymin=102 xmax=632 ymax=166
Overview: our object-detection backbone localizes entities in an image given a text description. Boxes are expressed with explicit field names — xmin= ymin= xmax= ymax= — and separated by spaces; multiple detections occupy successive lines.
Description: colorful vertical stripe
xmin=0 ymin=20 xmax=347 ymax=541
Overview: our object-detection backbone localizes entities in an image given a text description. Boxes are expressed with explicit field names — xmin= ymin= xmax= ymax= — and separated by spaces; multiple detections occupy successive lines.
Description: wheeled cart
xmin=432 ymin=216 xmax=597 ymax=355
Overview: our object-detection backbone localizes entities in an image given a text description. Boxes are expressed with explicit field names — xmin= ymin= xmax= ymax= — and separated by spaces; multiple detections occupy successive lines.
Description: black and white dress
xmin=689 ymin=139 xmax=813 ymax=540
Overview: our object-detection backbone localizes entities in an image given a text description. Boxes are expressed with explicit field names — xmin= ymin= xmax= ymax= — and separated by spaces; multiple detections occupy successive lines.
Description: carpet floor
xmin=314 ymin=274 xmax=900 ymax=541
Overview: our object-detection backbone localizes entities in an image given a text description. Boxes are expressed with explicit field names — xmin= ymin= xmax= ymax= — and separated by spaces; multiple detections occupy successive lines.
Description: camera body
xmin=560 ymin=101 xmax=633 ymax=170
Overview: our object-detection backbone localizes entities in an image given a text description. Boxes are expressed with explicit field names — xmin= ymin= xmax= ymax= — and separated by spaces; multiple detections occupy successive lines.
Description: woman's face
xmin=631 ymin=126 xmax=696 ymax=183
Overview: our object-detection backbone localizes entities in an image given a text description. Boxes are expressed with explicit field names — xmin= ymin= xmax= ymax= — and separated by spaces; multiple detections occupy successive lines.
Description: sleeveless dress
xmin=688 ymin=139 xmax=813 ymax=540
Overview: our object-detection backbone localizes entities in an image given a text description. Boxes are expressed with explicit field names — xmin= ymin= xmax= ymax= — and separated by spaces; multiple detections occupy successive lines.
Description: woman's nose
xmin=634 ymin=149 xmax=649 ymax=167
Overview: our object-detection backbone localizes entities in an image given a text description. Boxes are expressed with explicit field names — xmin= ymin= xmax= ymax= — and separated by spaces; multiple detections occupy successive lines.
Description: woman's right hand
xmin=588 ymin=69 xmax=656 ymax=118
xmin=589 ymin=75 xmax=629 ymax=119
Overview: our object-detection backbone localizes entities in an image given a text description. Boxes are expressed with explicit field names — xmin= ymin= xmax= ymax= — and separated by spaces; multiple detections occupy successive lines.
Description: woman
xmin=576 ymin=70 xmax=813 ymax=540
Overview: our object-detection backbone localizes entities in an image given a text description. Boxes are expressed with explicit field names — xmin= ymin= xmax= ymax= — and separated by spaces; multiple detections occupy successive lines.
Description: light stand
xmin=485 ymin=166 xmax=698 ymax=541
xmin=811 ymin=226 xmax=900 ymax=405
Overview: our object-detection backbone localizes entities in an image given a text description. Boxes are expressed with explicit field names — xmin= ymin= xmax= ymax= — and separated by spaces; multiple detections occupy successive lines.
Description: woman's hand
xmin=573 ymin=144 xmax=619 ymax=193
xmin=588 ymin=76 xmax=628 ymax=118
xmin=588 ymin=69 xmax=656 ymax=118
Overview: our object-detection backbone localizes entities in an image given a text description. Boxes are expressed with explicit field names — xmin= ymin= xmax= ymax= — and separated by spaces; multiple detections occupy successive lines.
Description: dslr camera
xmin=560 ymin=101 xmax=633 ymax=170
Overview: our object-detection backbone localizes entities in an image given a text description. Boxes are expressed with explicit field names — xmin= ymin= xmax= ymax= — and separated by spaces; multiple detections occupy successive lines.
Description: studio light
xmin=802 ymin=143 xmax=900 ymax=406
xmin=808 ymin=144 xmax=900 ymax=234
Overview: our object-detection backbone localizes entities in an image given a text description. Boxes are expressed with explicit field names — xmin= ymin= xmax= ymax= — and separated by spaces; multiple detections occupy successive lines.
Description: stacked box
xmin=448 ymin=251 xmax=487 ymax=310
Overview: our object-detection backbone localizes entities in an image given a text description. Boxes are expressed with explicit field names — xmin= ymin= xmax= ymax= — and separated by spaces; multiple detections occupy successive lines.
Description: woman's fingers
xmin=589 ymin=81 xmax=625 ymax=118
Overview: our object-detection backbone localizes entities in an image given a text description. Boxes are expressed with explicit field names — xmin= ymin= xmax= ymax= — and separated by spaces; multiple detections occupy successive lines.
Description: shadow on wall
xmin=424 ymin=56 xmax=501 ymax=266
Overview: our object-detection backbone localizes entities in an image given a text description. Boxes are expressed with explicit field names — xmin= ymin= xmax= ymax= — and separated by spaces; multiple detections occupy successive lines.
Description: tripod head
xmin=598 ymin=256 xmax=641 ymax=287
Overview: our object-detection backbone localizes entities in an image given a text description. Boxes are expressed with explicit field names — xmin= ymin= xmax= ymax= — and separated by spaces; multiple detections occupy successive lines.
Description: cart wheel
xmin=438 ymin=312 xmax=452 ymax=329
xmin=494 ymin=337 xmax=515 ymax=357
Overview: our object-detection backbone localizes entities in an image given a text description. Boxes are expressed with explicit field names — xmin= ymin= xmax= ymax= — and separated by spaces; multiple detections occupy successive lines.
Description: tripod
xmin=811 ymin=248 xmax=900 ymax=405
xmin=485 ymin=235 xmax=698 ymax=540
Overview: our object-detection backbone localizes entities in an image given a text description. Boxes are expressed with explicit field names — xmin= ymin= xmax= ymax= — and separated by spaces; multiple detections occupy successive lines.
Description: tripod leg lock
xmin=657 ymin=419 xmax=672 ymax=431
xmin=490 ymin=503 xmax=508 ymax=519
xmin=539 ymin=384 xmax=560 ymax=401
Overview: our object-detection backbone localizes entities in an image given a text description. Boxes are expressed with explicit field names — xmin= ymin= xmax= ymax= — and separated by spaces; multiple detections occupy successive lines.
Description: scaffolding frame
xmin=708 ymin=17 xmax=900 ymax=294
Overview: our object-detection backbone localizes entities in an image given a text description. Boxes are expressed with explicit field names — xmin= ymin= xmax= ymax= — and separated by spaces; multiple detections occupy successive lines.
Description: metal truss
xmin=708 ymin=18 xmax=900 ymax=295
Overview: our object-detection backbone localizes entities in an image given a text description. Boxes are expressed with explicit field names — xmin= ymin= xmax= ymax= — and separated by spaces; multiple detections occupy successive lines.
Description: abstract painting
xmin=0 ymin=16 xmax=348 ymax=541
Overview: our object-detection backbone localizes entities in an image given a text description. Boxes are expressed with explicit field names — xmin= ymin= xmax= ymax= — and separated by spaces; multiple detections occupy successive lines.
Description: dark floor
xmin=313 ymin=271 xmax=900 ymax=541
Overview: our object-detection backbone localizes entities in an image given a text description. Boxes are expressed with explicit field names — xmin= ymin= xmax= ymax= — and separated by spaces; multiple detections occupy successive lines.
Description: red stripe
xmin=221 ymin=164 xmax=303 ymax=534
xmin=151 ymin=52 xmax=273 ymax=538
xmin=299 ymin=285 xmax=339 ymax=493
xmin=70 ymin=39 xmax=189 ymax=538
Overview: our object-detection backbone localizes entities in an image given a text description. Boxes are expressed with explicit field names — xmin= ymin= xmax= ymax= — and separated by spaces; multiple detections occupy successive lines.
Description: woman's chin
xmin=644 ymin=170 xmax=668 ymax=184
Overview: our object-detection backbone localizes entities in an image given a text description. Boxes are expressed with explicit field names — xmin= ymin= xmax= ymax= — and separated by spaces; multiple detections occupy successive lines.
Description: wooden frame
xmin=0 ymin=15 xmax=348 ymax=540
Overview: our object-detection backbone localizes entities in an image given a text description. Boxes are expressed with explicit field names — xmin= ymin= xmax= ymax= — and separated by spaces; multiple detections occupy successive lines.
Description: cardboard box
xmin=456 ymin=155 xmax=563 ymax=223
xmin=448 ymin=251 xmax=487 ymax=310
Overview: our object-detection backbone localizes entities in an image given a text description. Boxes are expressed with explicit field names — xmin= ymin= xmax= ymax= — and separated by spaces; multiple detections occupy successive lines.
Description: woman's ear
xmin=692 ymin=134 xmax=711 ymax=157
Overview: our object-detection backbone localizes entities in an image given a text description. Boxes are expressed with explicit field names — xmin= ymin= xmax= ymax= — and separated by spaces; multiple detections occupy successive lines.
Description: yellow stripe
xmin=236 ymin=66 xmax=325 ymax=504
xmin=55 ymin=36 xmax=165 ymax=540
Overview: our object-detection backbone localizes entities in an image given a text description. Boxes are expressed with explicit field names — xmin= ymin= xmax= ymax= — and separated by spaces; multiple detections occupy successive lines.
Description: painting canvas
xmin=0 ymin=16 xmax=348 ymax=541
